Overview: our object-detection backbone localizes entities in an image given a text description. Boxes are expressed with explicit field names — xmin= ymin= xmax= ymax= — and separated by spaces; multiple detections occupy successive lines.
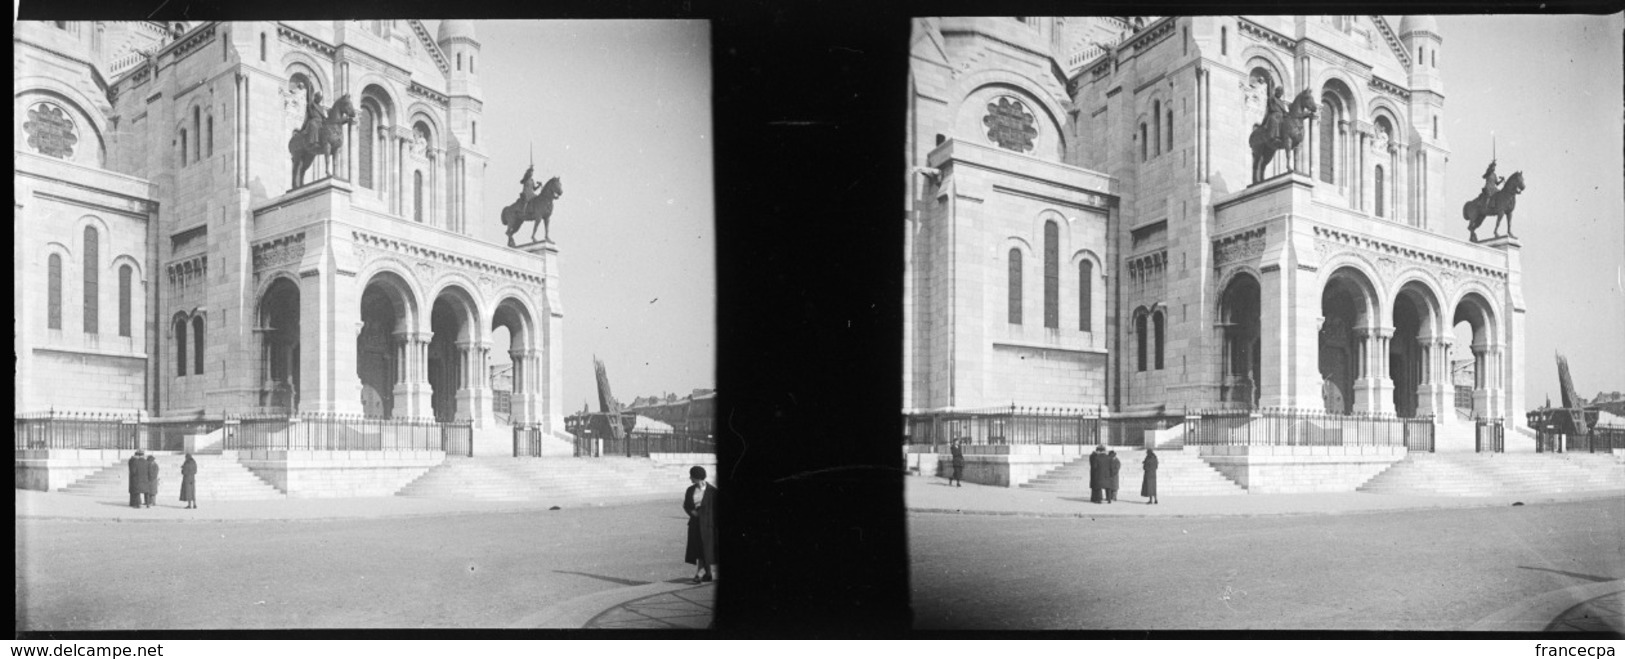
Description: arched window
xmin=1152 ymin=101 xmax=1161 ymax=156
xmin=1153 ymin=310 xmax=1165 ymax=370
xmin=1136 ymin=311 xmax=1148 ymax=372
xmin=1043 ymin=221 xmax=1059 ymax=329
xmin=83 ymin=227 xmax=98 ymax=334
xmin=1166 ymin=109 xmax=1174 ymax=152
xmin=193 ymin=315 xmax=205 ymax=374
xmin=180 ymin=130 xmax=188 ymax=166
xmin=414 ymin=170 xmax=424 ymax=222
xmin=206 ymin=116 xmax=214 ymax=157
xmin=358 ymin=105 xmax=375 ymax=189
xmin=119 ymin=265 xmax=132 ymax=337
xmin=260 ymin=32 xmax=266 ymax=61
xmin=176 ymin=317 xmax=188 ymax=376
xmin=48 ymin=254 xmax=62 ymax=330
xmin=1319 ymin=96 xmax=1338 ymax=184
xmin=1079 ymin=259 xmax=1093 ymax=331
xmin=1007 ymin=248 xmax=1022 ymax=325
xmin=1139 ymin=123 xmax=1148 ymax=161
xmin=193 ymin=106 xmax=202 ymax=162
xmin=1374 ymin=164 xmax=1386 ymax=218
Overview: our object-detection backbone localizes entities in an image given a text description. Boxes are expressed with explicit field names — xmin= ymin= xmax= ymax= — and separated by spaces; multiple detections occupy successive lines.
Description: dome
xmin=437 ymin=20 xmax=476 ymax=43
xmin=1398 ymin=15 xmax=1438 ymax=36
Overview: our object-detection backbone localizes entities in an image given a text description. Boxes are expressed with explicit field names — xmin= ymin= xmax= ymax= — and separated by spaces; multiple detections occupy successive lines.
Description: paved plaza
xmin=15 ymin=491 xmax=713 ymax=630
xmin=905 ymin=477 xmax=1625 ymax=630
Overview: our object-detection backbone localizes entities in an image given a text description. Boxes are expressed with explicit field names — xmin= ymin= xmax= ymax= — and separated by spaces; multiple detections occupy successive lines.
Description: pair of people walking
xmin=126 ymin=451 xmax=198 ymax=509
xmin=1088 ymin=445 xmax=1121 ymax=503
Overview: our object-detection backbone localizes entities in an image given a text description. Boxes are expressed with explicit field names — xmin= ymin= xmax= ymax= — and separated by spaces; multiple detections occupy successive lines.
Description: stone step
xmin=1359 ymin=452 xmax=1625 ymax=496
xmin=1020 ymin=450 xmax=1244 ymax=496
xmin=61 ymin=454 xmax=286 ymax=500
xmin=396 ymin=457 xmax=691 ymax=501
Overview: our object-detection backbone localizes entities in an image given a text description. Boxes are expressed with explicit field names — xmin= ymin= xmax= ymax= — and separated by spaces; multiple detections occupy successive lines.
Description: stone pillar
xmin=1352 ymin=327 xmax=1393 ymax=415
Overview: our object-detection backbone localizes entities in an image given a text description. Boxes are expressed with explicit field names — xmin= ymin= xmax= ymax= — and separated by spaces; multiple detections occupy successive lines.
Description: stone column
xmin=507 ymin=349 xmax=527 ymax=424
xmin=1469 ymin=343 xmax=1489 ymax=420
xmin=1352 ymin=326 xmax=1393 ymax=415
xmin=453 ymin=339 xmax=473 ymax=422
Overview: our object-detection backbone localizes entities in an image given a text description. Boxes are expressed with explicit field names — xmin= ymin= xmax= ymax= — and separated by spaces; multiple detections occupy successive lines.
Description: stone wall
xmin=1197 ymin=444 xmax=1407 ymax=493
xmin=911 ymin=443 xmax=1086 ymax=487
xmin=234 ymin=449 xmax=444 ymax=497
xmin=14 ymin=449 xmax=128 ymax=491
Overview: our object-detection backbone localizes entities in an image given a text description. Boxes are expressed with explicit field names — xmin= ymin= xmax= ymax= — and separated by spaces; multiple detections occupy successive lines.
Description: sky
xmin=441 ymin=21 xmax=715 ymax=412
xmin=1427 ymin=14 xmax=1625 ymax=406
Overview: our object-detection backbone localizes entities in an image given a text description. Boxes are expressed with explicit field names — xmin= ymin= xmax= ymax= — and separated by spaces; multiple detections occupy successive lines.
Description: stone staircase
xmin=395 ymin=457 xmax=692 ymax=502
xmin=1021 ymin=448 xmax=1246 ymax=497
xmin=1358 ymin=452 xmax=1625 ymax=496
xmin=60 ymin=453 xmax=286 ymax=501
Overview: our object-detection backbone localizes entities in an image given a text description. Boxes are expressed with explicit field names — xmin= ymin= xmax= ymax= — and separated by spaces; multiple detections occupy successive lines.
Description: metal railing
xmin=1546 ymin=425 xmax=1625 ymax=453
xmin=1475 ymin=418 xmax=1505 ymax=453
xmin=222 ymin=413 xmax=469 ymax=453
xmin=13 ymin=412 xmax=224 ymax=452
xmin=1186 ymin=408 xmax=1434 ymax=449
xmin=902 ymin=406 xmax=1177 ymax=450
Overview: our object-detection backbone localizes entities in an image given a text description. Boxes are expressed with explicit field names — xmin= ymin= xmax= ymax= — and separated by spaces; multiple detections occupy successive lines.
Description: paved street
xmin=909 ymin=499 xmax=1625 ymax=630
xmin=15 ymin=500 xmax=699 ymax=630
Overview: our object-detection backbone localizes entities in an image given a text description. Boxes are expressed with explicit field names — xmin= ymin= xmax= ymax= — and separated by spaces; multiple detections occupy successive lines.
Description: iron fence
xmin=1475 ymin=418 xmax=1505 ymax=453
xmin=13 ymin=412 xmax=224 ymax=452
xmin=1186 ymin=408 xmax=1434 ymax=449
xmin=222 ymin=413 xmax=469 ymax=453
xmin=902 ymin=406 xmax=1178 ymax=450
xmin=1554 ymin=425 xmax=1625 ymax=453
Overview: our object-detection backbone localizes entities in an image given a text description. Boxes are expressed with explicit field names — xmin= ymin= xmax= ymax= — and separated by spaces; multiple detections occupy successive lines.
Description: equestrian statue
xmin=1248 ymin=86 xmax=1318 ymax=185
xmin=1462 ymin=159 xmax=1525 ymax=242
xmin=287 ymin=90 xmax=355 ymax=190
xmin=500 ymin=165 xmax=563 ymax=247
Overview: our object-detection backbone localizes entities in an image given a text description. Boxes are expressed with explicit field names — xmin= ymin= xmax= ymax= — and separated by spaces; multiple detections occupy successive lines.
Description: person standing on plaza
xmin=1141 ymin=448 xmax=1159 ymax=505
xmin=128 ymin=450 xmax=146 ymax=508
xmin=145 ymin=454 xmax=160 ymax=508
xmin=180 ymin=453 xmax=198 ymax=510
xmin=683 ymin=466 xmax=717 ymax=584
xmin=1106 ymin=450 xmax=1121 ymax=504
xmin=949 ymin=439 xmax=965 ymax=487
xmin=1088 ymin=445 xmax=1108 ymax=503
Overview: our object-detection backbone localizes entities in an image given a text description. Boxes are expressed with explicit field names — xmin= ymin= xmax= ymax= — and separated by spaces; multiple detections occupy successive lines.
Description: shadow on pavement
xmin=1517 ymin=566 xmax=1620 ymax=583
xmin=552 ymin=570 xmax=652 ymax=587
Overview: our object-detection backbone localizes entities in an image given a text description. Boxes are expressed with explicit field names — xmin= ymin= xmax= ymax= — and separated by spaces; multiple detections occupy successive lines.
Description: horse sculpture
xmin=501 ymin=175 xmax=563 ymax=247
xmin=1248 ymin=88 xmax=1318 ymax=185
xmin=287 ymin=94 xmax=356 ymax=190
xmin=1463 ymin=170 xmax=1524 ymax=242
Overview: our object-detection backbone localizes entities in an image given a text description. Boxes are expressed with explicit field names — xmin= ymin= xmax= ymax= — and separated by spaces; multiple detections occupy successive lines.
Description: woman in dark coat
xmin=180 ymin=453 xmax=198 ymax=509
xmin=949 ymin=440 xmax=965 ymax=487
xmin=145 ymin=454 xmax=159 ymax=508
xmin=1141 ymin=448 xmax=1159 ymax=505
xmin=1106 ymin=450 xmax=1121 ymax=503
xmin=683 ymin=466 xmax=717 ymax=584
xmin=128 ymin=451 xmax=146 ymax=508
xmin=1088 ymin=445 xmax=1108 ymax=503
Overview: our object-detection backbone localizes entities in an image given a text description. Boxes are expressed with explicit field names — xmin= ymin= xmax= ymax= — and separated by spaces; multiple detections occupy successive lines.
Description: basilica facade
xmin=15 ymin=21 xmax=567 ymax=453
xmin=906 ymin=16 xmax=1526 ymax=451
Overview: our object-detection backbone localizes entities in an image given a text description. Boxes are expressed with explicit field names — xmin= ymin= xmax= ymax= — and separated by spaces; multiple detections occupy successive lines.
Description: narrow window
xmin=1007 ymin=248 xmax=1023 ymax=325
xmin=1152 ymin=101 xmax=1161 ymax=156
xmin=206 ymin=116 xmax=214 ymax=157
xmin=175 ymin=318 xmax=187 ymax=376
xmin=1136 ymin=312 xmax=1148 ymax=372
xmin=260 ymin=33 xmax=266 ymax=61
xmin=1166 ymin=110 xmax=1174 ymax=152
xmin=470 ymin=55 xmax=475 ymax=73
xmin=83 ymin=227 xmax=99 ymax=334
xmin=1079 ymin=260 xmax=1093 ymax=331
xmin=193 ymin=107 xmax=202 ymax=162
xmin=1375 ymin=165 xmax=1386 ymax=218
xmin=1319 ymin=99 xmax=1336 ymax=184
xmin=119 ymin=265 xmax=132 ymax=337
xmin=1432 ymin=50 xmax=1437 ymax=68
xmin=472 ymin=121 xmax=478 ymax=144
xmin=414 ymin=170 xmax=424 ymax=222
xmin=48 ymin=254 xmax=62 ymax=330
xmin=1418 ymin=46 xmax=1423 ymax=61
xmin=457 ymin=53 xmax=462 ymax=71
xmin=1043 ymin=221 xmax=1058 ymax=329
xmin=1153 ymin=310 xmax=1165 ymax=370
xmin=1221 ymin=27 xmax=1227 ymax=55
xmin=358 ymin=106 xmax=374 ymax=189
xmin=180 ymin=130 xmax=188 ymax=166
xmin=1139 ymin=123 xmax=1147 ymax=162
xmin=193 ymin=316 xmax=205 ymax=374
xmin=1433 ymin=116 xmax=1439 ymax=140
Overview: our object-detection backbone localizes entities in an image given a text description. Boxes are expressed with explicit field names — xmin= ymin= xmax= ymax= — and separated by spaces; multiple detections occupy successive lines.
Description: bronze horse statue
xmin=501 ymin=175 xmax=563 ymax=246
xmin=1463 ymin=170 xmax=1524 ymax=242
xmin=287 ymin=93 xmax=355 ymax=190
xmin=1248 ymin=88 xmax=1318 ymax=185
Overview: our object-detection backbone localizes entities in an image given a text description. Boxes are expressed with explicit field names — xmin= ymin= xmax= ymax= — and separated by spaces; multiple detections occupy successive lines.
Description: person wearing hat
xmin=128 ymin=450 xmax=147 ymax=509
xmin=145 ymin=453 xmax=160 ymax=508
xmin=1088 ymin=445 xmax=1108 ymax=503
xmin=180 ymin=453 xmax=199 ymax=510
xmin=682 ymin=465 xmax=717 ymax=584
xmin=1106 ymin=450 xmax=1121 ymax=504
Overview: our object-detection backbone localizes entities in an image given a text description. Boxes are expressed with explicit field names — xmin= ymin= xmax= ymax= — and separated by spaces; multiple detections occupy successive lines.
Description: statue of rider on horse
xmin=1462 ymin=158 xmax=1525 ymax=242
xmin=501 ymin=164 xmax=563 ymax=247
xmin=1249 ymin=86 xmax=1317 ymax=185
xmin=287 ymin=86 xmax=355 ymax=190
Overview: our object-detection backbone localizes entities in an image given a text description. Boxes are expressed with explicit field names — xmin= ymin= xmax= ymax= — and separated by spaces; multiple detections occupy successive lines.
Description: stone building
xmin=16 ymin=20 xmax=568 ymax=456
xmin=906 ymin=16 xmax=1525 ymax=451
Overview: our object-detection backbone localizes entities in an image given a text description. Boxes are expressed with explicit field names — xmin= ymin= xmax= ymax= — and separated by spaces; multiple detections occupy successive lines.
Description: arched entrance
xmin=1218 ymin=273 xmax=1261 ymax=408
xmin=1452 ymin=292 xmax=1500 ymax=419
xmin=428 ymin=286 xmax=481 ymax=422
xmin=492 ymin=297 xmax=535 ymax=424
xmin=1319 ymin=267 xmax=1381 ymax=414
xmin=257 ymin=278 xmax=301 ymax=414
xmin=358 ymin=272 xmax=419 ymax=418
xmin=1391 ymin=282 xmax=1445 ymax=418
